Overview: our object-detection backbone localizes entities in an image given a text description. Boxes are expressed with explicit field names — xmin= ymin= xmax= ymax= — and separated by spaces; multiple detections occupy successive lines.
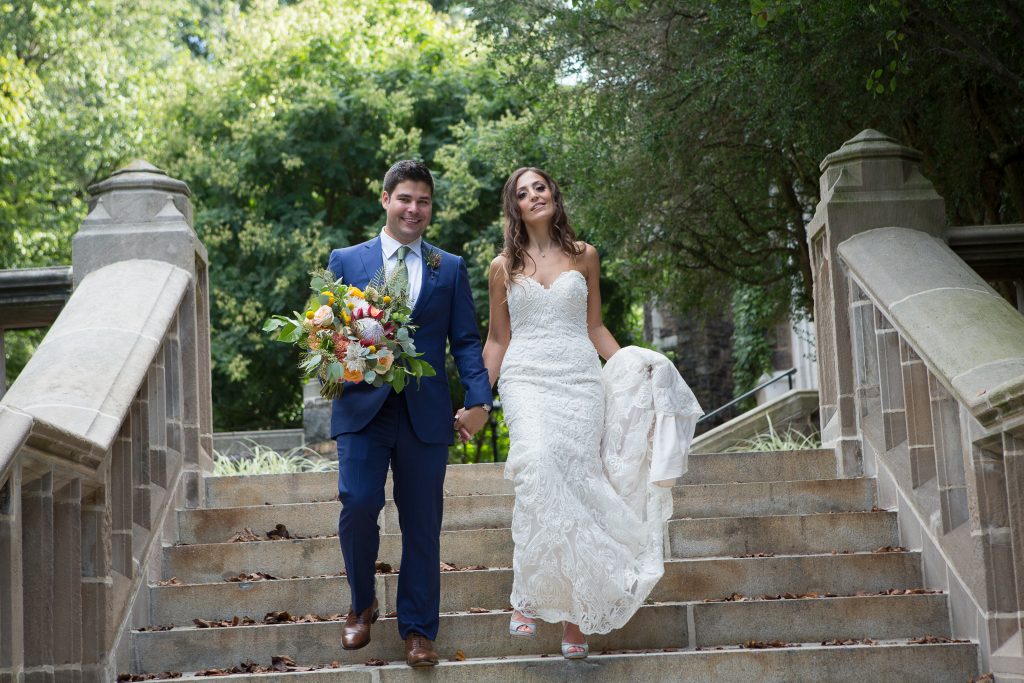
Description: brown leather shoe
xmin=341 ymin=599 xmax=378 ymax=650
xmin=404 ymin=632 xmax=439 ymax=667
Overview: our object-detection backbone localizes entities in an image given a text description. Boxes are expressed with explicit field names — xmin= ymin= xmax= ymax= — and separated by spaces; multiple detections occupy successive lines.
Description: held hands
xmin=453 ymin=406 xmax=489 ymax=443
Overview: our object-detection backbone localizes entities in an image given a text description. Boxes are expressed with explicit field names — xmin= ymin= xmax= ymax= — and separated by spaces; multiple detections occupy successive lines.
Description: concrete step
xmin=133 ymin=594 xmax=951 ymax=674
xmin=202 ymin=463 xmax=509 ymax=509
xmin=669 ymin=511 xmax=898 ymax=558
xmin=178 ymin=479 xmax=878 ymax=545
xmin=134 ymin=602 xmax=685 ymax=673
xmin=125 ymin=642 xmax=979 ymax=683
xmin=673 ymin=478 xmax=875 ymax=518
xmin=151 ymin=552 xmax=924 ymax=623
xmin=163 ymin=530 xmax=510 ymax=585
xmin=164 ymin=510 xmax=899 ymax=583
xmin=200 ymin=450 xmax=838 ymax=508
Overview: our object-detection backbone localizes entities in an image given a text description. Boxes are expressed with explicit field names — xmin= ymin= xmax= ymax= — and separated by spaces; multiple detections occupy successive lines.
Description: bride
xmin=455 ymin=167 xmax=691 ymax=659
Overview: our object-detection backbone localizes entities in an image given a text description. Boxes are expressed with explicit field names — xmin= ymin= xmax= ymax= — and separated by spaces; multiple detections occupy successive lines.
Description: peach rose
xmin=343 ymin=366 xmax=364 ymax=383
xmin=307 ymin=331 xmax=321 ymax=350
xmin=312 ymin=305 xmax=334 ymax=327
xmin=375 ymin=349 xmax=394 ymax=372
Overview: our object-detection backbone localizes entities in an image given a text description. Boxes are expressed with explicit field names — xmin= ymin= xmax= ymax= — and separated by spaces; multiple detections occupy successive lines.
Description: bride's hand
xmin=453 ymin=408 xmax=472 ymax=443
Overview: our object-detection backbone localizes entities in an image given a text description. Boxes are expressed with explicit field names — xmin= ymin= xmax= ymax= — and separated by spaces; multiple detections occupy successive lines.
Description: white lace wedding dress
xmin=497 ymin=270 xmax=675 ymax=634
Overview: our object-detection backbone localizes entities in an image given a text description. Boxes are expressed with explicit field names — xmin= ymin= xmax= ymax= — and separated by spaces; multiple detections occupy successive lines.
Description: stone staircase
xmin=124 ymin=449 xmax=981 ymax=681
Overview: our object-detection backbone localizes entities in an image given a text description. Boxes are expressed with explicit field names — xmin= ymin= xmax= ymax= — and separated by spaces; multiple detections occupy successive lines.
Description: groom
xmin=326 ymin=160 xmax=492 ymax=667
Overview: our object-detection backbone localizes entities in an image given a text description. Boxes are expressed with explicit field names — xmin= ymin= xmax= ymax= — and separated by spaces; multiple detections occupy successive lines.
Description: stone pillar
xmin=72 ymin=161 xmax=213 ymax=477
xmin=303 ymin=381 xmax=332 ymax=448
xmin=806 ymin=130 xmax=946 ymax=476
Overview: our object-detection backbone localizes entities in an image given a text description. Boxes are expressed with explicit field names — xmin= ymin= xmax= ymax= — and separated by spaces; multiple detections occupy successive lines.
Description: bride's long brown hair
xmin=501 ymin=167 xmax=584 ymax=281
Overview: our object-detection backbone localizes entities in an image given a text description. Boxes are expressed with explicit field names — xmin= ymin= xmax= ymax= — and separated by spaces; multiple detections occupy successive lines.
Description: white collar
xmin=380 ymin=228 xmax=423 ymax=259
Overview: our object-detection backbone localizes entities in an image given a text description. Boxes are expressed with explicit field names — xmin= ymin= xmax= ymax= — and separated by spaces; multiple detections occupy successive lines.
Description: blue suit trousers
xmin=336 ymin=390 xmax=449 ymax=640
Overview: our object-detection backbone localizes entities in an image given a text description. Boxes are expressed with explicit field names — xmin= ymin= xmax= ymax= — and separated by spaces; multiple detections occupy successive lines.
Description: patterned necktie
xmin=393 ymin=245 xmax=411 ymax=295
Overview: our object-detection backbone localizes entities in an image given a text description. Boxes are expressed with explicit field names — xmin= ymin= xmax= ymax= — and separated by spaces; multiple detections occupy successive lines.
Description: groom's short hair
xmin=383 ymin=160 xmax=434 ymax=196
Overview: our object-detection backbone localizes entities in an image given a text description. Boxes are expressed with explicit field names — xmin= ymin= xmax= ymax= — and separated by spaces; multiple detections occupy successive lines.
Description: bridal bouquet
xmin=263 ymin=267 xmax=435 ymax=399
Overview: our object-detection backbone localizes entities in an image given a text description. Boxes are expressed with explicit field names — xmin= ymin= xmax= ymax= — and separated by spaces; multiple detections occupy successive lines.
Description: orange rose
xmin=343 ymin=366 xmax=364 ymax=383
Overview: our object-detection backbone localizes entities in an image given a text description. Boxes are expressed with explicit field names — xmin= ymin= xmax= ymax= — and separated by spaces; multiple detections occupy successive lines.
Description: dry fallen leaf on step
xmin=907 ymin=635 xmax=968 ymax=644
xmin=195 ymin=667 xmax=231 ymax=676
xmin=452 ymin=650 xmax=466 ymax=661
xmin=742 ymin=640 xmax=797 ymax=649
xmin=224 ymin=571 xmax=279 ymax=582
xmin=271 ymin=655 xmax=315 ymax=672
xmin=137 ymin=624 xmax=174 ymax=632
xmin=266 ymin=523 xmax=291 ymax=540
xmin=118 ymin=672 xmax=183 ymax=680
xmin=263 ymin=611 xmax=293 ymax=624
xmin=227 ymin=528 xmax=261 ymax=543
xmin=467 ymin=607 xmax=489 ymax=613
xmin=156 ymin=577 xmax=183 ymax=586
xmin=364 ymin=658 xmax=387 ymax=666
xmin=440 ymin=562 xmax=458 ymax=571
xmin=872 ymin=545 xmax=908 ymax=553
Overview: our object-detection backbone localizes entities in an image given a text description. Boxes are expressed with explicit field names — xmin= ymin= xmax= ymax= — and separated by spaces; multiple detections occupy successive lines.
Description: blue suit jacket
xmin=326 ymin=236 xmax=492 ymax=444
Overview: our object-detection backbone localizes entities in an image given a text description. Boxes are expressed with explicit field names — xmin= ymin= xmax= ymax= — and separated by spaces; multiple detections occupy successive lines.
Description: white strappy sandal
xmin=561 ymin=641 xmax=589 ymax=660
xmin=508 ymin=613 xmax=537 ymax=638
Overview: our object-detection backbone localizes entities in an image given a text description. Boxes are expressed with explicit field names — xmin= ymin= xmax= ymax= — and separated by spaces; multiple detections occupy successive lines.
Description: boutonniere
xmin=425 ymin=247 xmax=442 ymax=274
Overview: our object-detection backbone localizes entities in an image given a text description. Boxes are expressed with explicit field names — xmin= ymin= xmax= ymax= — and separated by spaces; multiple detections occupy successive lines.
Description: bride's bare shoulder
xmin=575 ymin=242 xmax=600 ymax=275
xmin=489 ymin=253 xmax=509 ymax=285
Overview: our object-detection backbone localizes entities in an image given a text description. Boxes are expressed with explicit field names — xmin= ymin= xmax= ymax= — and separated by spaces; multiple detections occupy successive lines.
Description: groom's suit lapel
xmin=358 ymin=236 xmax=384 ymax=286
xmin=411 ymin=240 xmax=437 ymax=319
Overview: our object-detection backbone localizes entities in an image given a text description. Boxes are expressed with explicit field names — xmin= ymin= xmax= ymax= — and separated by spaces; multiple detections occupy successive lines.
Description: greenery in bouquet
xmin=264 ymin=268 xmax=435 ymax=399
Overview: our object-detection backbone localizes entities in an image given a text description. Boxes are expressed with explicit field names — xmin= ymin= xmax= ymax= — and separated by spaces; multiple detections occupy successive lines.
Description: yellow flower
xmin=348 ymin=286 xmax=365 ymax=299
xmin=305 ymin=310 xmax=315 ymax=319
xmin=341 ymin=310 xmax=351 ymax=323
xmin=382 ymin=295 xmax=391 ymax=304
xmin=369 ymin=345 xmax=376 ymax=352
xmin=347 ymin=301 xmax=355 ymax=310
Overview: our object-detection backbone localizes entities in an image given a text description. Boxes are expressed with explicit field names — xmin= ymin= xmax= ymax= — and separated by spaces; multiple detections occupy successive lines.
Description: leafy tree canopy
xmin=459 ymin=0 xmax=1024 ymax=318
xmin=155 ymin=0 xmax=515 ymax=428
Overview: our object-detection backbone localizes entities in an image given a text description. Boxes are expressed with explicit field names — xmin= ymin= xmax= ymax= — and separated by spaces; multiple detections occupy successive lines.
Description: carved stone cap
xmin=820 ymin=129 xmax=922 ymax=172
xmin=88 ymin=159 xmax=191 ymax=198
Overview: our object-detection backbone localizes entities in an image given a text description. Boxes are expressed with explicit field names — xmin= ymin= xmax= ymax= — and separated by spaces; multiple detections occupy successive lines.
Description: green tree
xmin=457 ymin=0 xmax=1024 ymax=396
xmin=156 ymin=0 xmax=515 ymax=428
xmin=1 ymin=0 xmax=194 ymax=385
xmin=0 ymin=0 xmax=192 ymax=270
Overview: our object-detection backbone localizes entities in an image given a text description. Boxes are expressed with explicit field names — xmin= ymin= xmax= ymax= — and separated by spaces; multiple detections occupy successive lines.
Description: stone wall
xmin=645 ymin=303 xmax=734 ymax=427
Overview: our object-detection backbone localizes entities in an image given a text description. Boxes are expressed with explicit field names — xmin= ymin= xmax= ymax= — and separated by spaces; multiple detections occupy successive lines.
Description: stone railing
xmin=810 ymin=130 xmax=1024 ymax=678
xmin=0 ymin=162 xmax=212 ymax=682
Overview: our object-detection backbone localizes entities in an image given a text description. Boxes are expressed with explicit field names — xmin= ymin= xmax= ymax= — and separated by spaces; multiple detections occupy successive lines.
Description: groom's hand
xmin=454 ymin=406 xmax=489 ymax=442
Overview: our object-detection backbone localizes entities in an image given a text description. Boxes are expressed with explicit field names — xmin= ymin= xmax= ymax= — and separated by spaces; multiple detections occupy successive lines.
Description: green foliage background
xmin=3 ymin=0 xmax=1023 ymax=423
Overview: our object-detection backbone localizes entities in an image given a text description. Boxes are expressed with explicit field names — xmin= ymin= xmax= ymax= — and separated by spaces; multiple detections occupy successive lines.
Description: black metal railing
xmin=696 ymin=368 xmax=797 ymax=429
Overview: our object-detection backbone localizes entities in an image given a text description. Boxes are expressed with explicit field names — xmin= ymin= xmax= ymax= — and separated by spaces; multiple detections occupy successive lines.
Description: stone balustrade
xmin=0 ymin=162 xmax=211 ymax=682
xmin=811 ymin=130 xmax=1024 ymax=680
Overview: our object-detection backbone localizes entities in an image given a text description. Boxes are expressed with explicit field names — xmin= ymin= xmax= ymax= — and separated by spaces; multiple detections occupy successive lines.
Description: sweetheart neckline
xmin=518 ymin=269 xmax=586 ymax=291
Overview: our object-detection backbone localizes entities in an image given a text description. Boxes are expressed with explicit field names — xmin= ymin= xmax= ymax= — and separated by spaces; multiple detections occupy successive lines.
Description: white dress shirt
xmin=380 ymin=228 xmax=423 ymax=307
